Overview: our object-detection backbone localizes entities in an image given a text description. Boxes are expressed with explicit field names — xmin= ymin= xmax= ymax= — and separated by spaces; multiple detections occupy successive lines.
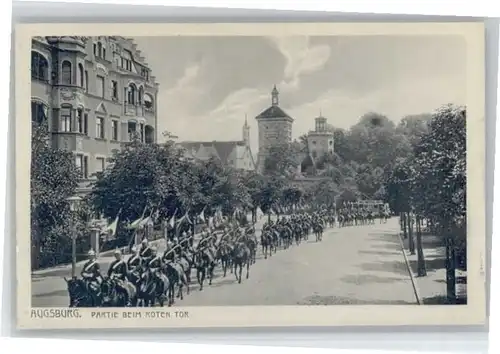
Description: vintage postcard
xmin=15 ymin=22 xmax=486 ymax=329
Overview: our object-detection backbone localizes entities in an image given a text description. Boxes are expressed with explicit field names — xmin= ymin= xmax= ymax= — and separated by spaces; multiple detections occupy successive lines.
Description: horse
xmin=313 ymin=222 xmax=323 ymax=242
xmin=232 ymin=241 xmax=251 ymax=284
xmin=163 ymin=260 xmax=189 ymax=304
xmin=216 ymin=241 xmax=233 ymax=276
xmin=193 ymin=248 xmax=216 ymax=291
xmin=100 ymin=275 xmax=136 ymax=307
xmin=260 ymin=229 xmax=274 ymax=259
xmin=64 ymin=277 xmax=99 ymax=307
xmin=136 ymin=269 xmax=168 ymax=307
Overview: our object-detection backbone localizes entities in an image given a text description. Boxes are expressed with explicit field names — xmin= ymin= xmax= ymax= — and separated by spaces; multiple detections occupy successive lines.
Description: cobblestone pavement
xmin=31 ymin=218 xmax=418 ymax=307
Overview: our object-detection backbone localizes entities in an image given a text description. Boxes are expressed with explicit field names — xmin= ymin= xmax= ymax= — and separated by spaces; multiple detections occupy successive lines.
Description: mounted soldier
xmin=107 ymin=249 xmax=132 ymax=306
xmin=80 ymin=249 xmax=102 ymax=293
xmin=139 ymin=238 xmax=153 ymax=264
xmin=147 ymin=247 xmax=164 ymax=285
xmin=127 ymin=246 xmax=142 ymax=273
xmin=163 ymin=240 xmax=177 ymax=262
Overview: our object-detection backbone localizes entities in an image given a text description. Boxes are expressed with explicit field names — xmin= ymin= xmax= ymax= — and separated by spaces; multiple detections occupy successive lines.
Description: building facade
xmin=177 ymin=116 xmax=256 ymax=171
xmin=307 ymin=115 xmax=334 ymax=159
xmin=255 ymin=85 xmax=294 ymax=173
xmin=31 ymin=36 xmax=159 ymax=191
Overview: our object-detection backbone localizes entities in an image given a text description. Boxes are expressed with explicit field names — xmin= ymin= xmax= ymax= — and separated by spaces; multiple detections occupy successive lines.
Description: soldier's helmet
xmin=113 ymin=249 xmax=121 ymax=256
xmin=151 ymin=246 xmax=158 ymax=253
xmin=131 ymin=245 xmax=138 ymax=253
xmin=141 ymin=238 xmax=148 ymax=245
xmin=87 ymin=249 xmax=96 ymax=257
xmin=182 ymin=231 xmax=187 ymax=237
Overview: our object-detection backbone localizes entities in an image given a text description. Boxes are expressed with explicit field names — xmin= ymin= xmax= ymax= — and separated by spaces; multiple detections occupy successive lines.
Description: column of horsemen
xmin=66 ymin=203 xmax=391 ymax=308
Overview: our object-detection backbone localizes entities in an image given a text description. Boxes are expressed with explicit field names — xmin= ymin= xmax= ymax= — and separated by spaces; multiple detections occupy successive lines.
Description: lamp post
xmin=67 ymin=195 xmax=82 ymax=278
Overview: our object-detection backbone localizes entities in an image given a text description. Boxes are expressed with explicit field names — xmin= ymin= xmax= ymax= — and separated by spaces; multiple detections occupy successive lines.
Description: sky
xmin=133 ymin=35 xmax=466 ymax=154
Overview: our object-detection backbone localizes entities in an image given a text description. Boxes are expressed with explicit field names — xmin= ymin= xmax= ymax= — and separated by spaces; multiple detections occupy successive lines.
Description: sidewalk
xmin=399 ymin=232 xmax=467 ymax=304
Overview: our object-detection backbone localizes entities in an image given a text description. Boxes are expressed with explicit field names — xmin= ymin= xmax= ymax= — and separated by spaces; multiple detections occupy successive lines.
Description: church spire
xmin=243 ymin=113 xmax=250 ymax=146
xmin=271 ymin=85 xmax=279 ymax=106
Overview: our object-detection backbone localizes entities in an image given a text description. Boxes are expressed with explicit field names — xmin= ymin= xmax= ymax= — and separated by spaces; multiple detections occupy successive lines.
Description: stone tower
xmin=242 ymin=114 xmax=250 ymax=146
xmin=255 ymin=85 xmax=294 ymax=173
xmin=307 ymin=113 xmax=334 ymax=160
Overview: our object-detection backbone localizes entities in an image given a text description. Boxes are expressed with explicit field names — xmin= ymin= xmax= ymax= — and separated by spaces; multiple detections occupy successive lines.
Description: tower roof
xmin=256 ymin=106 xmax=293 ymax=120
xmin=256 ymin=85 xmax=293 ymax=121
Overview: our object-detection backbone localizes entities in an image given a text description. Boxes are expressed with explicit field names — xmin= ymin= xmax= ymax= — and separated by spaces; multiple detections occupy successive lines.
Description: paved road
xmin=31 ymin=217 xmax=418 ymax=307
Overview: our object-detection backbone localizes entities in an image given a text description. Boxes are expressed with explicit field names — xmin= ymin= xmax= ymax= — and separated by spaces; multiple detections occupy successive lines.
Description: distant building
xmin=177 ymin=116 xmax=256 ymax=171
xmin=31 ymin=36 xmax=159 ymax=193
xmin=307 ymin=114 xmax=334 ymax=160
xmin=255 ymin=85 xmax=294 ymax=173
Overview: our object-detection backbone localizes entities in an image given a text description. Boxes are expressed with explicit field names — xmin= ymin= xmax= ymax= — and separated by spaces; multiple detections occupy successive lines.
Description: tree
xmin=411 ymin=104 xmax=466 ymax=301
xmin=31 ymin=123 xmax=80 ymax=269
xmin=263 ymin=143 xmax=301 ymax=177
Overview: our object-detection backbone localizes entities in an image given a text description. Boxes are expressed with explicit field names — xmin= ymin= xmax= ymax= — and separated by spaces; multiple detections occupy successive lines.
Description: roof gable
xmin=96 ymin=102 xmax=108 ymax=114
xmin=178 ymin=141 xmax=244 ymax=164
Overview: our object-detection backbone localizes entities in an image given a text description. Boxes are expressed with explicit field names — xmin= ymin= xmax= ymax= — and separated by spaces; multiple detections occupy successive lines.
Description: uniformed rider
xmin=81 ymin=249 xmax=102 ymax=292
xmin=147 ymin=247 xmax=164 ymax=283
xmin=127 ymin=246 xmax=142 ymax=272
xmin=108 ymin=249 xmax=131 ymax=306
xmin=163 ymin=241 xmax=176 ymax=262
xmin=139 ymin=238 xmax=153 ymax=264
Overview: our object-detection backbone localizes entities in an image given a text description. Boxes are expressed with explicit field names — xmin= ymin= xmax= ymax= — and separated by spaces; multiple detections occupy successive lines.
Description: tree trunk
xmin=408 ymin=212 xmax=415 ymax=255
xmin=402 ymin=213 xmax=408 ymax=240
xmin=445 ymin=223 xmax=457 ymax=303
xmin=415 ymin=215 xmax=427 ymax=276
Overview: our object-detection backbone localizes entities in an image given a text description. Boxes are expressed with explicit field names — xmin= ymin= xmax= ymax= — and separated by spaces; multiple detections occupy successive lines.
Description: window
xmin=93 ymin=43 xmax=97 ymax=56
xmin=312 ymin=151 xmax=317 ymax=159
xmin=84 ymin=70 xmax=89 ymax=92
xmin=76 ymin=108 xmax=84 ymax=133
xmin=96 ymin=117 xmax=104 ymax=139
xmin=60 ymin=106 xmax=72 ymax=132
xmin=127 ymin=83 xmax=137 ymax=105
xmin=111 ymin=120 xmax=119 ymax=141
xmin=329 ymin=140 xmax=333 ymax=146
xmin=31 ymin=51 xmax=48 ymax=81
xmin=97 ymin=42 xmax=102 ymax=57
xmin=31 ymin=101 xmax=48 ymax=125
xmin=75 ymin=155 xmax=83 ymax=176
xmin=96 ymin=75 xmax=105 ymax=98
xmin=96 ymin=157 xmax=106 ymax=173
xmin=140 ymin=123 xmax=145 ymax=142
xmin=83 ymin=113 xmax=89 ymax=135
xmin=78 ymin=64 xmax=84 ymax=88
xmin=102 ymin=48 xmax=106 ymax=60
xmin=76 ymin=154 xmax=89 ymax=179
xmin=112 ymin=81 xmax=118 ymax=100
xmin=61 ymin=61 xmax=72 ymax=85
xmin=312 ymin=141 xmax=316 ymax=145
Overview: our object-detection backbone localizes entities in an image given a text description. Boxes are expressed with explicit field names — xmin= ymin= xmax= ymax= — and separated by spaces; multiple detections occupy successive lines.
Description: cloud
xmin=268 ymin=36 xmax=331 ymax=91
xmin=287 ymin=75 xmax=466 ymax=138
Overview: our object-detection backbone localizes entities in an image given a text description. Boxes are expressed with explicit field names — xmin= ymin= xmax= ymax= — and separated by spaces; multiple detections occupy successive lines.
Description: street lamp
xmin=67 ymin=195 xmax=82 ymax=278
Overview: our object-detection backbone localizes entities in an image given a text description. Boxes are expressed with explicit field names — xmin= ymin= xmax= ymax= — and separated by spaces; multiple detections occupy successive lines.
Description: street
xmin=31 ymin=217 xmax=418 ymax=307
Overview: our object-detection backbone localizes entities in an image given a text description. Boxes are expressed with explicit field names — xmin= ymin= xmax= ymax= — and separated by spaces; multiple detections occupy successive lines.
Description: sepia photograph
xmin=16 ymin=23 xmax=486 ymax=329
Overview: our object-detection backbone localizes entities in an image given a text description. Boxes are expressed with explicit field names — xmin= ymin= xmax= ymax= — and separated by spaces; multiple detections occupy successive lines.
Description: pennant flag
xmin=199 ymin=206 xmax=206 ymax=223
xmin=127 ymin=206 xmax=147 ymax=230
xmin=176 ymin=210 xmax=192 ymax=226
xmin=208 ymin=216 xmax=214 ymax=229
xmin=168 ymin=209 xmax=177 ymax=229
xmin=101 ymin=209 xmax=121 ymax=237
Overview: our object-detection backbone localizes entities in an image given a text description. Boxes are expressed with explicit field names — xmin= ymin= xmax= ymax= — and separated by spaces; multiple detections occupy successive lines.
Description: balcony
xmin=124 ymin=103 xmax=145 ymax=117
xmin=56 ymin=85 xmax=86 ymax=108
